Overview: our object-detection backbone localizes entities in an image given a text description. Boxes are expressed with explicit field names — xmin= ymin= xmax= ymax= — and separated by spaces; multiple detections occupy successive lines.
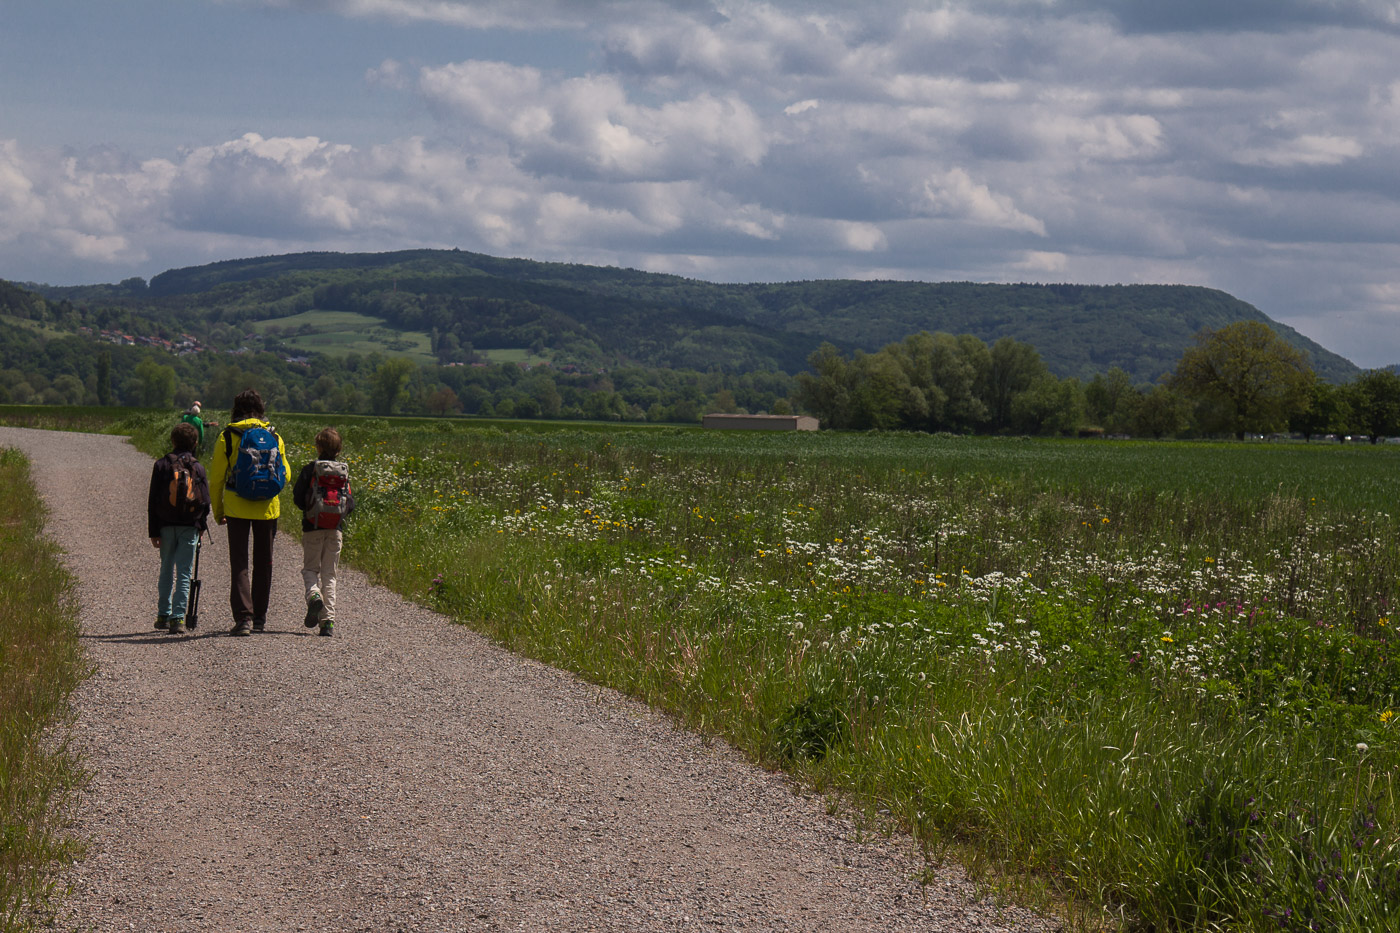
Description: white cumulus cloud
xmin=921 ymin=168 xmax=1047 ymax=236
xmin=1235 ymin=133 xmax=1365 ymax=168
xmin=412 ymin=60 xmax=768 ymax=181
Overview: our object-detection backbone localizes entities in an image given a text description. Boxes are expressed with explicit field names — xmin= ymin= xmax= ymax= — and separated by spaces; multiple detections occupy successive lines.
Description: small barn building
xmin=702 ymin=413 xmax=819 ymax=431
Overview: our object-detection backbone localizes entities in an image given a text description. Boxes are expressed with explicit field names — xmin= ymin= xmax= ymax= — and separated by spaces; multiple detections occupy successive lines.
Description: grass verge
xmin=0 ymin=448 xmax=89 ymax=931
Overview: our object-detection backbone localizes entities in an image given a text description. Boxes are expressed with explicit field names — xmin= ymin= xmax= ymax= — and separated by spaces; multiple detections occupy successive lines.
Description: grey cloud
xmin=242 ymin=0 xmax=716 ymax=30
xmin=1054 ymin=0 xmax=1400 ymax=34
xmin=956 ymin=122 xmax=1036 ymax=161
xmin=166 ymin=136 xmax=361 ymax=240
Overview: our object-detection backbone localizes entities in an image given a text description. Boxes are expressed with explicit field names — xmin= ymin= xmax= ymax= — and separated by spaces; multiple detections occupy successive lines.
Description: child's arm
xmin=292 ymin=462 xmax=313 ymax=512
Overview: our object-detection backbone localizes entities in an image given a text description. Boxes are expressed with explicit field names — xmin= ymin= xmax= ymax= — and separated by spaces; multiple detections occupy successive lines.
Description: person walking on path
xmin=291 ymin=426 xmax=354 ymax=637
xmin=210 ymin=388 xmax=287 ymax=636
xmin=147 ymin=422 xmax=210 ymax=636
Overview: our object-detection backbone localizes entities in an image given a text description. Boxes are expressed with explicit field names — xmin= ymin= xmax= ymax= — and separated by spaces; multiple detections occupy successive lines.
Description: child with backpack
xmin=292 ymin=427 xmax=354 ymax=637
xmin=148 ymin=422 xmax=211 ymax=636
xmin=210 ymin=388 xmax=287 ymax=637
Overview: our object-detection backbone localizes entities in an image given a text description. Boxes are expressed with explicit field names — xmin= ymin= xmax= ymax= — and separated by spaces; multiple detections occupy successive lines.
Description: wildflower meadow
xmin=98 ymin=410 xmax=1400 ymax=929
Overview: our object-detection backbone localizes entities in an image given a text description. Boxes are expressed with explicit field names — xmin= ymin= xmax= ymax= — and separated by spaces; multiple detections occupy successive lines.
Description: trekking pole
xmin=187 ymin=532 xmax=204 ymax=630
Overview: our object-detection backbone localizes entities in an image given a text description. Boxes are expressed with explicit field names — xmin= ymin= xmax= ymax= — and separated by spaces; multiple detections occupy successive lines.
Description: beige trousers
xmin=301 ymin=528 xmax=343 ymax=621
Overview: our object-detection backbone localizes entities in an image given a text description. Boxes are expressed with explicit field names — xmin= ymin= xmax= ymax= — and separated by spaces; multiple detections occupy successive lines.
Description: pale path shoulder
xmin=0 ymin=426 xmax=1056 ymax=933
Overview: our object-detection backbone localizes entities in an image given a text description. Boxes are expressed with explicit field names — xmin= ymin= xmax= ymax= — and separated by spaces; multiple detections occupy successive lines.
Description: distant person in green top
xmin=181 ymin=401 xmax=219 ymax=454
xmin=181 ymin=402 xmax=204 ymax=449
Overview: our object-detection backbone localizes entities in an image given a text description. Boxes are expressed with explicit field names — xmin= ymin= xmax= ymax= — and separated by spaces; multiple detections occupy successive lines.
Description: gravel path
xmin=3 ymin=426 xmax=1057 ymax=933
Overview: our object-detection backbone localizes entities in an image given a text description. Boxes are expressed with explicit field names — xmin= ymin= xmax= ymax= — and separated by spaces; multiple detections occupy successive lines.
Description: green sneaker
xmin=168 ymin=618 xmax=186 ymax=635
xmin=318 ymin=621 xmax=333 ymax=637
xmin=154 ymin=616 xmax=169 ymax=631
xmin=304 ymin=594 xmax=324 ymax=628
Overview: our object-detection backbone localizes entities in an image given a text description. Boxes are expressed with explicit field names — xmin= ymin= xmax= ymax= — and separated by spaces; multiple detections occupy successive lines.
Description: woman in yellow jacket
xmin=210 ymin=388 xmax=288 ymax=636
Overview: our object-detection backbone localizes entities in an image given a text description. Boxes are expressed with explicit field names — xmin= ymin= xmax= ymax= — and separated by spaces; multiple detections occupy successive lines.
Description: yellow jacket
xmin=210 ymin=418 xmax=287 ymax=522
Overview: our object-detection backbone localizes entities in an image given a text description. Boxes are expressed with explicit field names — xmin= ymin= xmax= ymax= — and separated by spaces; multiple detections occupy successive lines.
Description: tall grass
xmin=322 ymin=423 xmax=1400 ymax=931
xmin=0 ymin=448 xmax=89 ymax=931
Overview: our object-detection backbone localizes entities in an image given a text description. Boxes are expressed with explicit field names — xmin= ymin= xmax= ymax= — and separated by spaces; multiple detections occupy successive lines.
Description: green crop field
xmin=252 ymin=309 xmax=436 ymax=363
xmin=19 ymin=406 xmax=1400 ymax=930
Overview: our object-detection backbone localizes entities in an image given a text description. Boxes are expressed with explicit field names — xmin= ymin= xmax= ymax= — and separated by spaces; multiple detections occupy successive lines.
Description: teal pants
xmin=157 ymin=526 xmax=199 ymax=620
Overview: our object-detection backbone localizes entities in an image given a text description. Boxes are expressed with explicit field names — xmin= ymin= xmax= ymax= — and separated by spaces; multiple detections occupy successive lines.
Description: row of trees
xmin=794 ymin=321 xmax=1394 ymax=441
xmin=0 ymin=331 xmax=794 ymax=425
xmin=796 ymin=332 xmax=1081 ymax=434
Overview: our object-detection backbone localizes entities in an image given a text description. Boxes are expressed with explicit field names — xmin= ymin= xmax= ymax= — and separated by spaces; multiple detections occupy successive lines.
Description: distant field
xmin=252 ymin=309 xmax=436 ymax=364
xmin=476 ymin=347 xmax=552 ymax=365
xmin=250 ymin=310 xmax=551 ymax=367
xmin=1 ymin=313 xmax=74 ymax=341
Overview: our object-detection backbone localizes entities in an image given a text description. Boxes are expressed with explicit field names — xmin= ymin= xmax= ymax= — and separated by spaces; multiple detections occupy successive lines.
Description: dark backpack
xmin=307 ymin=460 xmax=350 ymax=530
xmin=223 ymin=424 xmax=287 ymax=501
xmin=161 ymin=453 xmax=205 ymax=525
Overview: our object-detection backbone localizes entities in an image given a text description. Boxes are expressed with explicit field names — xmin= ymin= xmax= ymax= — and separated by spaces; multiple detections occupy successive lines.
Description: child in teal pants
xmin=148 ymin=422 xmax=210 ymax=635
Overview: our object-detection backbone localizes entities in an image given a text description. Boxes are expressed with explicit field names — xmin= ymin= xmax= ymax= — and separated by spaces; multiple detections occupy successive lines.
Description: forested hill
xmin=585 ymin=279 xmax=1357 ymax=385
xmin=36 ymin=248 xmax=1355 ymax=383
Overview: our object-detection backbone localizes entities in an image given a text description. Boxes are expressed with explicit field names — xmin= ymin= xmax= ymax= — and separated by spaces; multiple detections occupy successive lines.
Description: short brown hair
xmin=314 ymin=427 xmax=342 ymax=460
xmin=171 ymin=422 xmax=199 ymax=452
xmin=230 ymin=388 xmax=265 ymax=421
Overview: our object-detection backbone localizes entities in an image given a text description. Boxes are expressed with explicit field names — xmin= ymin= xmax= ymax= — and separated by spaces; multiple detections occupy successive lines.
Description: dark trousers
xmin=226 ymin=517 xmax=277 ymax=623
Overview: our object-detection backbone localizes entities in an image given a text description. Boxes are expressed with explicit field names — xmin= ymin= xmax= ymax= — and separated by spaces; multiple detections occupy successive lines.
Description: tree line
xmin=0 ymin=327 xmax=794 ymax=425
xmin=795 ymin=321 xmax=1398 ymax=441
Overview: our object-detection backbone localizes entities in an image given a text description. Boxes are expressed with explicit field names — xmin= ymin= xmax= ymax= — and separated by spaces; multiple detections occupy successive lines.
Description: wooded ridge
xmin=24 ymin=248 xmax=1356 ymax=385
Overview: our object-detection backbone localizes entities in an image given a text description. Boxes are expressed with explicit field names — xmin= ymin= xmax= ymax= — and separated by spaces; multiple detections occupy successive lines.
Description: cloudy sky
xmin=4 ymin=1 xmax=1400 ymax=366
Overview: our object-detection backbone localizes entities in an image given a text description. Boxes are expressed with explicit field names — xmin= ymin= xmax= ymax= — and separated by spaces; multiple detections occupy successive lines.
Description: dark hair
xmin=314 ymin=427 xmax=343 ymax=460
xmin=171 ymin=422 xmax=199 ymax=452
xmin=230 ymin=388 xmax=265 ymax=421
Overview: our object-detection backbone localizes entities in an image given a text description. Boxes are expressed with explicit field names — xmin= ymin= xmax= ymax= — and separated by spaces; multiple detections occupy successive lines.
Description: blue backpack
xmin=223 ymin=424 xmax=287 ymax=501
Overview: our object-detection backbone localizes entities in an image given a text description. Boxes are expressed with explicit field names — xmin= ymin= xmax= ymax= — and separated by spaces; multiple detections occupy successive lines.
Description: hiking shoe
xmin=304 ymin=594 xmax=324 ymax=628
xmin=252 ymin=619 xmax=266 ymax=633
xmin=318 ymin=621 xmax=334 ymax=637
xmin=155 ymin=616 xmax=169 ymax=631
xmin=230 ymin=620 xmax=252 ymax=637
xmin=168 ymin=618 xmax=186 ymax=635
